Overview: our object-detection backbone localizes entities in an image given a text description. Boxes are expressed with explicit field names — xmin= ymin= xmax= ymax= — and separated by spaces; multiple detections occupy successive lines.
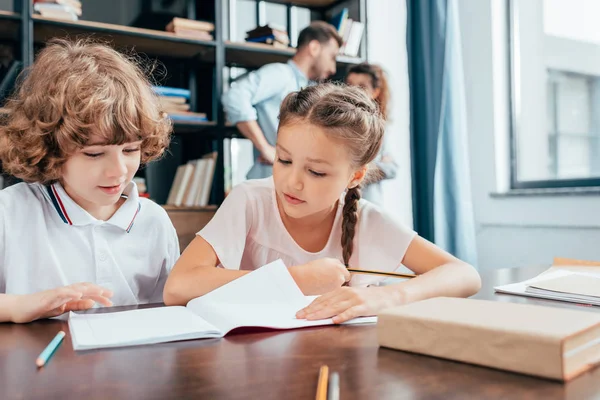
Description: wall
xmin=458 ymin=0 xmax=600 ymax=270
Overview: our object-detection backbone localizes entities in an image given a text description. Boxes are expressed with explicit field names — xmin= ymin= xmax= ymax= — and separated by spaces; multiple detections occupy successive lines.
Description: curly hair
xmin=278 ymin=83 xmax=386 ymax=266
xmin=0 ymin=38 xmax=172 ymax=184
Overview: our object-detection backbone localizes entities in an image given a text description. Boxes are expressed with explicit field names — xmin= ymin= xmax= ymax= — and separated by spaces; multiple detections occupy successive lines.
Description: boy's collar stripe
xmin=125 ymin=202 xmax=142 ymax=233
xmin=46 ymin=185 xmax=72 ymax=225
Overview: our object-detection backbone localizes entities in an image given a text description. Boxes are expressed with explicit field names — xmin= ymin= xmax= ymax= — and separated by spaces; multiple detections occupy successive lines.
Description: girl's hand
xmin=295 ymin=286 xmax=403 ymax=324
xmin=10 ymin=283 xmax=114 ymax=323
xmin=288 ymin=258 xmax=351 ymax=295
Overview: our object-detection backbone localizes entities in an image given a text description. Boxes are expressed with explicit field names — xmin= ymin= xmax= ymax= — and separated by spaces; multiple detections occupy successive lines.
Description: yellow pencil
xmin=315 ymin=365 xmax=329 ymax=400
xmin=347 ymin=268 xmax=417 ymax=279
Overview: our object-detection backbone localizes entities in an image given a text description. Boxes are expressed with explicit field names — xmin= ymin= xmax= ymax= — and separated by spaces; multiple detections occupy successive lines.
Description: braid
xmin=341 ymin=186 xmax=361 ymax=266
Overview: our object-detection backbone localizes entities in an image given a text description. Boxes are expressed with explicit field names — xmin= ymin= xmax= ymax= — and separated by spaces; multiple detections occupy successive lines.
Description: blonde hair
xmin=0 ymin=38 xmax=172 ymax=184
xmin=278 ymin=83 xmax=385 ymax=266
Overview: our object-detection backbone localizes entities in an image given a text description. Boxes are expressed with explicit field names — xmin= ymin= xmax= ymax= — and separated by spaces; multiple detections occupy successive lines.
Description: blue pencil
xmin=36 ymin=330 xmax=66 ymax=368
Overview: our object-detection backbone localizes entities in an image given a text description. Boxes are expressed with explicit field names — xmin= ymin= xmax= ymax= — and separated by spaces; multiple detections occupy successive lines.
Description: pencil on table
xmin=315 ymin=365 xmax=329 ymax=400
xmin=327 ymin=372 xmax=340 ymax=400
xmin=347 ymin=268 xmax=417 ymax=279
xmin=36 ymin=330 xmax=66 ymax=368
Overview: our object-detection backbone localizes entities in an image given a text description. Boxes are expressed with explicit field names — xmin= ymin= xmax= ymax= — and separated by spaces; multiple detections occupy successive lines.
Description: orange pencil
xmin=315 ymin=365 xmax=329 ymax=400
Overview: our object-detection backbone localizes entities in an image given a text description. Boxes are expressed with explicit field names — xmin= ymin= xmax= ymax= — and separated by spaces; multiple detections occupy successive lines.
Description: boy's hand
xmin=296 ymin=286 xmax=403 ymax=324
xmin=10 ymin=283 xmax=114 ymax=323
xmin=288 ymin=258 xmax=351 ymax=295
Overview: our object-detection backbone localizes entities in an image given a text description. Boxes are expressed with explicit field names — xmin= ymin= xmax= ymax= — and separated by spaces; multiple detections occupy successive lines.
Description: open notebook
xmin=69 ymin=260 xmax=376 ymax=350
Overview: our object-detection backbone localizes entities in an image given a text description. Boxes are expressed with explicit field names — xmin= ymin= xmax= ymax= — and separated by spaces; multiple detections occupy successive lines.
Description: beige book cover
xmin=377 ymin=297 xmax=600 ymax=381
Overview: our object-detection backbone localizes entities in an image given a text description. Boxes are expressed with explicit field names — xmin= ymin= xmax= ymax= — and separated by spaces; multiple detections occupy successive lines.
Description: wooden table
xmin=2 ymin=266 xmax=600 ymax=400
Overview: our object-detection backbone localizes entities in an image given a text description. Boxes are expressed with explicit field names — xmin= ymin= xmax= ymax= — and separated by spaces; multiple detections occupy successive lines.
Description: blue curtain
xmin=408 ymin=0 xmax=477 ymax=265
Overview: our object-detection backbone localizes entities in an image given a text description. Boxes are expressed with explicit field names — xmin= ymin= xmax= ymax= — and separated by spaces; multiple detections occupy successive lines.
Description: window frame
xmin=508 ymin=0 xmax=600 ymax=190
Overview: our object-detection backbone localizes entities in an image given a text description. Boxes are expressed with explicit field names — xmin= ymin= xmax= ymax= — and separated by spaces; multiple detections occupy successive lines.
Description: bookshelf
xmin=0 ymin=0 xmax=368 ymax=212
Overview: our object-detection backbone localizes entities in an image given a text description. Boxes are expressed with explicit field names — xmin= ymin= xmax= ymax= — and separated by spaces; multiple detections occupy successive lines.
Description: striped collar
xmin=42 ymin=181 xmax=142 ymax=233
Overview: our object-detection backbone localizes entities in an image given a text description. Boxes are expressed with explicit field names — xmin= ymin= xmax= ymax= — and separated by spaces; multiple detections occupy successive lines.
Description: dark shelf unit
xmin=1 ymin=0 xmax=368 ymax=207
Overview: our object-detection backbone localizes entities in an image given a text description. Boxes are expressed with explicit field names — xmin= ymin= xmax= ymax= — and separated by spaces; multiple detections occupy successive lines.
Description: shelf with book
xmin=225 ymin=40 xmax=363 ymax=69
xmin=0 ymin=10 xmax=20 ymax=20
xmin=172 ymin=121 xmax=218 ymax=135
xmin=3 ymin=0 xmax=369 ymax=209
xmin=32 ymin=16 xmax=216 ymax=60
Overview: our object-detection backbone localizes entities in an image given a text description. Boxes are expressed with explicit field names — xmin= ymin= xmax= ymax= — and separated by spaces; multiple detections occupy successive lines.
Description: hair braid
xmin=341 ymin=186 xmax=361 ymax=266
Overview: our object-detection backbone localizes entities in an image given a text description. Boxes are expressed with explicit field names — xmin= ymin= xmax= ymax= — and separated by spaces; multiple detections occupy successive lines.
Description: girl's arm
xmin=388 ymin=236 xmax=481 ymax=303
xmin=163 ymin=235 xmax=251 ymax=306
xmin=297 ymin=236 xmax=481 ymax=323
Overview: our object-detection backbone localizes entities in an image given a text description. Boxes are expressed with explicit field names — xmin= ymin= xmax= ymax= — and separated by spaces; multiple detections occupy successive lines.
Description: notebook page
xmin=69 ymin=306 xmax=223 ymax=350
xmin=186 ymin=260 xmax=376 ymax=334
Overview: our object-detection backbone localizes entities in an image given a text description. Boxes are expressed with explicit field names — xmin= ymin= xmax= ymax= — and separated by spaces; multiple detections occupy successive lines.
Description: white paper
xmin=494 ymin=269 xmax=600 ymax=306
xmin=187 ymin=260 xmax=376 ymax=334
xmin=69 ymin=306 xmax=222 ymax=350
xmin=69 ymin=259 xmax=376 ymax=351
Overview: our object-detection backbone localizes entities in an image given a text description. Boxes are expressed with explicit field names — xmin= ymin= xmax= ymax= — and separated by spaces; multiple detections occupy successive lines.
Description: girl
xmin=346 ymin=63 xmax=398 ymax=206
xmin=0 ymin=39 xmax=179 ymax=323
xmin=164 ymin=83 xmax=480 ymax=323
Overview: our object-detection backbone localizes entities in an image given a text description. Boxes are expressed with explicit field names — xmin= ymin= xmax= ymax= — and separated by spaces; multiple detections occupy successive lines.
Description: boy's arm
xmin=163 ymin=235 xmax=250 ymax=306
xmin=0 ymin=284 xmax=113 ymax=323
xmin=0 ymin=294 xmax=17 ymax=322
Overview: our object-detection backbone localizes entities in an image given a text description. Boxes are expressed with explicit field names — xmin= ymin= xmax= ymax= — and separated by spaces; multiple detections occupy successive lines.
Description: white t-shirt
xmin=199 ymin=178 xmax=417 ymax=287
xmin=0 ymin=181 xmax=180 ymax=306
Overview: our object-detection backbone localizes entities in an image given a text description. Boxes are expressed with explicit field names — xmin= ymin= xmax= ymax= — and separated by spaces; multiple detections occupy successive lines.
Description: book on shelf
xmin=329 ymin=8 xmax=364 ymax=57
xmin=167 ymin=111 xmax=208 ymax=124
xmin=246 ymin=36 xmax=289 ymax=49
xmin=246 ymin=24 xmax=290 ymax=48
xmin=330 ymin=8 xmax=348 ymax=32
xmin=166 ymin=17 xmax=214 ymax=40
xmin=33 ymin=0 xmax=81 ymax=20
xmin=167 ymin=151 xmax=217 ymax=207
xmin=152 ymin=86 xmax=191 ymax=99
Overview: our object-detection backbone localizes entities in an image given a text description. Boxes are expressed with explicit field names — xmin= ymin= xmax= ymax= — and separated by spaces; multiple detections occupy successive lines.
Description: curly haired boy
xmin=0 ymin=39 xmax=179 ymax=323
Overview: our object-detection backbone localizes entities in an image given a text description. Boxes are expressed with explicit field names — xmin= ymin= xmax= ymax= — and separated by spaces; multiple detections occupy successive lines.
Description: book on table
xmin=69 ymin=260 xmax=376 ymax=350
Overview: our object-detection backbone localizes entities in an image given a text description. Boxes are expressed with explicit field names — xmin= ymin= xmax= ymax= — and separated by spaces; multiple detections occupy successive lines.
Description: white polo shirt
xmin=0 ymin=181 xmax=180 ymax=306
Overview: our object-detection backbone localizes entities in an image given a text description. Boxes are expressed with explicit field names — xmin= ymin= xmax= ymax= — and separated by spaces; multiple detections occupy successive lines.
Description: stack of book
xmin=245 ymin=24 xmax=290 ymax=49
xmin=33 ymin=0 xmax=82 ymax=21
xmin=165 ymin=17 xmax=214 ymax=41
xmin=330 ymin=8 xmax=365 ymax=57
xmin=152 ymin=86 xmax=208 ymax=124
xmin=167 ymin=152 xmax=218 ymax=208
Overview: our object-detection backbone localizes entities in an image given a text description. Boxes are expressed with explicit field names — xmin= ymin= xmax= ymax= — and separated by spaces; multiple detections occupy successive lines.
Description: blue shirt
xmin=222 ymin=60 xmax=310 ymax=179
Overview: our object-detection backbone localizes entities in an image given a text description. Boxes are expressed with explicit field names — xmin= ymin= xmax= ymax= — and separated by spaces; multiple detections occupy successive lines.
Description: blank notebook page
xmin=69 ymin=306 xmax=222 ymax=350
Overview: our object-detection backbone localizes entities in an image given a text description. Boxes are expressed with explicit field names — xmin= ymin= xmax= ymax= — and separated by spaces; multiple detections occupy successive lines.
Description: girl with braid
xmin=164 ymin=83 xmax=481 ymax=323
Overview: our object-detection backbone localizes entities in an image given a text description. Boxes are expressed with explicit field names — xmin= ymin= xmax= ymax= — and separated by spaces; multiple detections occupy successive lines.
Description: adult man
xmin=222 ymin=21 xmax=342 ymax=179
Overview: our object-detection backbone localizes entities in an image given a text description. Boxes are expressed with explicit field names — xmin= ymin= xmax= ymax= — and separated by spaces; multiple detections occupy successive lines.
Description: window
xmin=510 ymin=0 xmax=600 ymax=188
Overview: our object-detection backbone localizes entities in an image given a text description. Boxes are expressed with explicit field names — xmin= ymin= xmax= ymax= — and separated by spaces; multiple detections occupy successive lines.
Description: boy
xmin=0 ymin=39 xmax=179 ymax=323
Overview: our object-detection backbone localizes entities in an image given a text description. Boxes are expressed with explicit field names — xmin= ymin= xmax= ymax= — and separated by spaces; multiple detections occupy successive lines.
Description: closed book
xmin=377 ymin=297 xmax=600 ymax=381
xmin=152 ymin=86 xmax=191 ymax=99
xmin=166 ymin=17 xmax=215 ymax=33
